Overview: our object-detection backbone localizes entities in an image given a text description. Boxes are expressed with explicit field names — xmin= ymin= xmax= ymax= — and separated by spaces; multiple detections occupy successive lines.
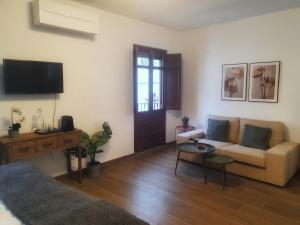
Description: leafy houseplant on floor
xmin=181 ymin=116 xmax=190 ymax=128
xmin=80 ymin=122 xmax=112 ymax=177
xmin=8 ymin=107 xmax=25 ymax=138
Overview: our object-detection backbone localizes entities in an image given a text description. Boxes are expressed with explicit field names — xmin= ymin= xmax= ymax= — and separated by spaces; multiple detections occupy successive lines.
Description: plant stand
xmin=66 ymin=147 xmax=83 ymax=183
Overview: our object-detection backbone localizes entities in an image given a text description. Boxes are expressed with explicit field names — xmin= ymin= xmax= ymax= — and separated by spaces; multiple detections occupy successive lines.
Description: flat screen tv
xmin=3 ymin=59 xmax=63 ymax=94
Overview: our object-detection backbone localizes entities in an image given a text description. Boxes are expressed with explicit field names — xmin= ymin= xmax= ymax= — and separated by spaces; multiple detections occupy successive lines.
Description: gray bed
xmin=0 ymin=162 xmax=149 ymax=225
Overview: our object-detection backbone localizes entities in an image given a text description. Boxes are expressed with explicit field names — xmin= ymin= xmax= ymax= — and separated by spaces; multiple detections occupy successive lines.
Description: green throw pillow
xmin=206 ymin=119 xmax=229 ymax=142
xmin=240 ymin=124 xmax=272 ymax=150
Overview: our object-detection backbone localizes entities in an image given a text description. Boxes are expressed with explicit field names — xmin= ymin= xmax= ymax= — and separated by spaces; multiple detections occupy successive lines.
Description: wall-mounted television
xmin=3 ymin=59 xmax=64 ymax=94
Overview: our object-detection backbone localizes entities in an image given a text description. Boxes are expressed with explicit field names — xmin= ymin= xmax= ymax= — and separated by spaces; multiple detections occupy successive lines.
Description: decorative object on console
xmin=222 ymin=63 xmax=247 ymax=101
xmin=8 ymin=107 xmax=25 ymax=138
xmin=36 ymin=108 xmax=45 ymax=131
xmin=80 ymin=122 xmax=112 ymax=177
xmin=34 ymin=108 xmax=60 ymax=135
xmin=248 ymin=61 xmax=280 ymax=103
xmin=181 ymin=116 xmax=190 ymax=127
xmin=61 ymin=115 xmax=74 ymax=132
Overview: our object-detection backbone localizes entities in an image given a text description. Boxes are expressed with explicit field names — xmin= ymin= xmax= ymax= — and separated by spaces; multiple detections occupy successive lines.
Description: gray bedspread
xmin=0 ymin=162 xmax=149 ymax=225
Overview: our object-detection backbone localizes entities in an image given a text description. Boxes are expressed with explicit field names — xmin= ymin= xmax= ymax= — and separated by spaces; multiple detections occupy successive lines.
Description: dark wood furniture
xmin=164 ymin=54 xmax=182 ymax=110
xmin=133 ymin=44 xmax=182 ymax=152
xmin=0 ymin=129 xmax=83 ymax=183
xmin=133 ymin=44 xmax=167 ymax=152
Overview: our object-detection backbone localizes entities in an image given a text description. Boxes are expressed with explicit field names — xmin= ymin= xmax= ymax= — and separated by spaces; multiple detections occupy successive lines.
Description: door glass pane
xmin=153 ymin=59 xmax=162 ymax=67
xmin=137 ymin=57 xmax=149 ymax=66
xmin=137 ymin=68 xmax=149 ymax=112
xmin=153 ymin=69 xmax=161 ymax=110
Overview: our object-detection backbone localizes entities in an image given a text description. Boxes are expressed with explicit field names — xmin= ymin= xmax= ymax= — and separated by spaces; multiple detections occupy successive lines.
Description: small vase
xmin=8 ymin=129 xmax=19 ymax=138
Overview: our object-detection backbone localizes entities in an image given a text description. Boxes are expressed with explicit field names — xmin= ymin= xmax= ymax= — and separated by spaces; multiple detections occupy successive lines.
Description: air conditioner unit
xmin=32 ymin=0 xmax=99 ymax=35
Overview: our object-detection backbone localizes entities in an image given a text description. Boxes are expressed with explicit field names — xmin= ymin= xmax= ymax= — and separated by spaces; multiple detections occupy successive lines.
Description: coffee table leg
xmin=223 ymin=165 xmax=227 ymax=190
xmin=203 ymin=158 xmax=208 ymax=184
xmin=175 ymin=150 xmax=181 ymax=175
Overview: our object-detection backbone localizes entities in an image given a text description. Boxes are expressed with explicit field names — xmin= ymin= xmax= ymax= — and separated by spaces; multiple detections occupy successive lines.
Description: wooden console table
xmin=0 ymin=129 xmax=83 ymax=183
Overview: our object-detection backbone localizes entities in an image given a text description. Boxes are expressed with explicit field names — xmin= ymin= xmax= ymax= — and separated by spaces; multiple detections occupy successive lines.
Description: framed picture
xmin=221 ymin=63 xmax=247 ymax=101
xmin=248 ymin=61 xmax=280 ymax=103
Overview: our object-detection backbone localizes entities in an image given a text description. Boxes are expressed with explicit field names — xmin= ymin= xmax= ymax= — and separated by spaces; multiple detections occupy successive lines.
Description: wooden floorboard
xmin=57 ymin=145 xmax=300 ymax=225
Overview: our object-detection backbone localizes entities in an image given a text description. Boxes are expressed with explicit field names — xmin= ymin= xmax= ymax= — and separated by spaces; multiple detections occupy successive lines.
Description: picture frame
xmin=248 ymin=61 xmax=280 ymax=103
xmin=221 ymin=63 xmax=248 ymax=101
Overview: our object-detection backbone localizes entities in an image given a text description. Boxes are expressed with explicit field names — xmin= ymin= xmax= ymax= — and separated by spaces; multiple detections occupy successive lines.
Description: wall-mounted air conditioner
xmin=32 ymin=0 xmax=99 ymax=35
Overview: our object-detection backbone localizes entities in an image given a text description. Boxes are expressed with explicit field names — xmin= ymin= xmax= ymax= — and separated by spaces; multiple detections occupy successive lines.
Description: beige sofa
xmin=176 ymin=115 xmax=300 ymax=187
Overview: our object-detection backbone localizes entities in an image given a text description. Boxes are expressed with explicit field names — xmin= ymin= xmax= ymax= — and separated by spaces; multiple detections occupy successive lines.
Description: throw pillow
xmin=206 ymin=119 xmax=230 ymax=142
xmin=240 ymin=124 xmax=272 ymax=150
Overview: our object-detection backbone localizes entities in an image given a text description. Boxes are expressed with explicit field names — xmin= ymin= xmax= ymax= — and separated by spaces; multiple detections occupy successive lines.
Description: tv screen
xmin=3 ymin=59 xmax=63 ymax=94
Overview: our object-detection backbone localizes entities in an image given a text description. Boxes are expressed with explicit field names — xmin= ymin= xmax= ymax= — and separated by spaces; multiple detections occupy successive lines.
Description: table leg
xmin=203 ymin=158 xmax=207 ymax=184
xmin=66 ymin=149 xmax=72 ymax=178
xmin=78 ymin=147 xmax=82 ymax=183
xmin=175 ymin=150 xmax=181 ymax=175
xmin=204 ymin=159 xmax=208 ymax=184
xmin=223 ymin=164 xmax=227 ymax=190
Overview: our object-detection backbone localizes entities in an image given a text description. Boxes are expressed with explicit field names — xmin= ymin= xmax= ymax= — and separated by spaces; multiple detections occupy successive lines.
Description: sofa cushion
xmin=208 ymin=115 xmax=240 ymax=143
xmin=240 ymin=124 xmax=272 ymax=150
xmin=221 ymin=144 xmax=266 ymax=168
xmin=206 ymin=119 xmax=229 ymax=142
xmin=239 ymin=118 xmax=285 ymax=148
xmin=197 ymin=138 xmax=233 ymax=154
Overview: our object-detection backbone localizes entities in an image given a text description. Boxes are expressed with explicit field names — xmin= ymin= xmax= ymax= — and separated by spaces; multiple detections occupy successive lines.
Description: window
xmin=134 ymin=45 xmax=165 ymax=113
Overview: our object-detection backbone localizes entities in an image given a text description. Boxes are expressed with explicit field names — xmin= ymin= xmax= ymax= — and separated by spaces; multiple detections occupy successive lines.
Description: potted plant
xmin=8 ymin=107 xmax=25 ymax=138
xmin=80 ymin=121 xmax=112 ymax=177
xmin=181 ymin=116 xmax=190 ymax=128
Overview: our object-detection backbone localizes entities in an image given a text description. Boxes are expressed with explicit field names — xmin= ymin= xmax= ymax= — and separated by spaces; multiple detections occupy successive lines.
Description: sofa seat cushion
xmin=198 ymin=138 xmax=233 ymax=154
xmin=221 ymin=144 xmax=266 ymax=168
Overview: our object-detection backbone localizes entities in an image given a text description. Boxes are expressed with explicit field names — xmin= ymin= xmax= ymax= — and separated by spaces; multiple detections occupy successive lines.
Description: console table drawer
xmin=37 ymin=137 xmax=57 ymax=152
xmin=11 ymin=141 xmax=35 ymax=159
xmin=59 ymin=133 xmax=80 ymax=148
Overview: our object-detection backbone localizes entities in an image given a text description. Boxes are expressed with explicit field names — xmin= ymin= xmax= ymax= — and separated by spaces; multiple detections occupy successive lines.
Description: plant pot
xmin=182 ymin=122 xmax=189 ymax=128
xmin=87 ymin=162 xmax=101 ymax=177
xmin=8 ymin=129 xmax=19 ymax=138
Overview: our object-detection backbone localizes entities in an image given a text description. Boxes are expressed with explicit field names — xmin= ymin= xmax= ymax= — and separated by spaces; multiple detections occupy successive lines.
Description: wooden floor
xmin=57 ymin=145 xmax=300 ymax=225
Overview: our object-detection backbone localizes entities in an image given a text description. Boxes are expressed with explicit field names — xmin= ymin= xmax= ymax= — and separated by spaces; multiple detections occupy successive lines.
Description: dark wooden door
xmin=133 ymin=45 xmax=166 ymax=152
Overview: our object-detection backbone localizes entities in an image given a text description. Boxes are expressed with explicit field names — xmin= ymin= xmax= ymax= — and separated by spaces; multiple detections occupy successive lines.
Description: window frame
xmin=133 ymin=44 xmax=166 ymax=114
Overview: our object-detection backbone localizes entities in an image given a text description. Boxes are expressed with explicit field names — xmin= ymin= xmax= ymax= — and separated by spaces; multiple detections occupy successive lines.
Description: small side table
xmin=175 ymin=126 xmax=196 ymax=137
xmin=205 ymin=155 xmax=234 ymax=190
xmin=175 ymin=142 xmax=215 ymax=183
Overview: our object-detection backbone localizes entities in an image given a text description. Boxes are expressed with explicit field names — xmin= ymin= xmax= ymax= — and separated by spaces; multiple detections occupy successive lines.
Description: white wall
xmin=0 ymin=0 xmax=181 ymax=176
xmin=178 ymin=8 xmax=300 ymax=142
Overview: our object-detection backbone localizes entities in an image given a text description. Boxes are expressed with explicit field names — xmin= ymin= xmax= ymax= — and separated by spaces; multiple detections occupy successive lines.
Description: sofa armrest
xmin=176 ymin=129 xmax=205 ymax=144
xmin=266 ymin=142 xmax=300 ymax=186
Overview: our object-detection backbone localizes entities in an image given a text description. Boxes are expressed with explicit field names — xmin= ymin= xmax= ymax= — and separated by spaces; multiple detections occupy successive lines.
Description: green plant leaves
xmin=80 ymin=122 xmax=112 ymax=164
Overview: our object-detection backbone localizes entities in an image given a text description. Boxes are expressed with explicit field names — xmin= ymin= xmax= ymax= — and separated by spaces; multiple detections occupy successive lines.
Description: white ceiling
xmin=73 ymin=0 xmax=300 ymax=29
